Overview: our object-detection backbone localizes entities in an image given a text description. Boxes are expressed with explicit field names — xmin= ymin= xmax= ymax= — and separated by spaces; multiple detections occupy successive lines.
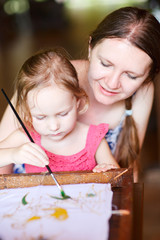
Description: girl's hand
xmin=12 ymin=142 xmax=49 ymax=167
xmin=93 ymin=163 xmax=119 ymax=173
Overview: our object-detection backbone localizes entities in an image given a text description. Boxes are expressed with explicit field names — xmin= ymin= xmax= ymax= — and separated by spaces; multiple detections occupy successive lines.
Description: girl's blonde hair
xmin=15 ymin=47 xmax=88 ymax=129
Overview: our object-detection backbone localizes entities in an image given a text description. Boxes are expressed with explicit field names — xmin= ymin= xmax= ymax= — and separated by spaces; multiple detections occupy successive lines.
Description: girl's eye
xmin=59 ymin=111 xmax=68 ymax=117
xmin=35 ymin=116 xmax=45 ymax=120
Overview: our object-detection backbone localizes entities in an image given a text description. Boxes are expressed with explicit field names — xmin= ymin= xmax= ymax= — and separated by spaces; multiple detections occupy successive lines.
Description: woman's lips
xmin=99 ymin=84 xmax=119 ymax=96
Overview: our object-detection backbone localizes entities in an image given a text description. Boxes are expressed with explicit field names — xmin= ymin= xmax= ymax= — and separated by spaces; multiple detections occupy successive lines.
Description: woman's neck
xmin=79 ymin=84 xmax=125 ymax=127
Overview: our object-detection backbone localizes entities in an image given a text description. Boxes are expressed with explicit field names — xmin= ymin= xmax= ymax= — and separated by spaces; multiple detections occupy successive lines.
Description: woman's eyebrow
xmin=99 ymin=55 xmax=112 ymax=62
xmin=126 ymin=70 xmax=145 ymax=76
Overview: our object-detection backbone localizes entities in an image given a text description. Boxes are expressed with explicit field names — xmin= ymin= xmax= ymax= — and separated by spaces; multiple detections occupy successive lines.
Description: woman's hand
xmin=12 ymin=142 xmax=49 ymax=167
xmin=93 ymin=163 xmax=118 ymax=173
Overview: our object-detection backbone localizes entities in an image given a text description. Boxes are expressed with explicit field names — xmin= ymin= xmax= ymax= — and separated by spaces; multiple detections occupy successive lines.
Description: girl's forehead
xmin=27 ymin=85 xmax=75 ymax=112
xmin=28 ymin=85 xmax=66 ymax=100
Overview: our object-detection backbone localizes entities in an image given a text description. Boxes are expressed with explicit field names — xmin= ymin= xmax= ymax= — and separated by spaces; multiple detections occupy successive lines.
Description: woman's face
xmin=88 ymin=38 xmax=152 ymax=105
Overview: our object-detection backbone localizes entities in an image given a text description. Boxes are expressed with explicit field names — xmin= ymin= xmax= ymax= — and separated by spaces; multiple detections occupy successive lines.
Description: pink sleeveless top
xmin=25 ymin=123 xmax=108 ymax=173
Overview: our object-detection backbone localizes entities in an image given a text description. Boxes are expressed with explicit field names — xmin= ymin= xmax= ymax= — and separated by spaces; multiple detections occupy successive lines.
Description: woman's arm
xmin=0 ymin=164 xmax=13 ymax=174
xmin=132 ymin=82 xmax=154 ymax=149
xmin=0 ymin=93 xmax=20 ymax=141
xmin=130 ymin=82 xmax=154 ymax=182
xmin=93 ymin=138 xmax=119 ymax=172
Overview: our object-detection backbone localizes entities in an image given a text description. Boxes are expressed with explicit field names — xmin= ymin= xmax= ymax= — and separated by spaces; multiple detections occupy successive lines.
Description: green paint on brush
xmin=61 ymin=190 xmax=71 ymax=199
xmin=49 ymin=190 xmax=71 ymax=200
xmin=50 ymin=191 xmax=71 ymax=200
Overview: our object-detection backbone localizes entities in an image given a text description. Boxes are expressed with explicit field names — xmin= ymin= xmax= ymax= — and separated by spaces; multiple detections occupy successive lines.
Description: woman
xmin=0 ymin=7 xmax=160 ymax=180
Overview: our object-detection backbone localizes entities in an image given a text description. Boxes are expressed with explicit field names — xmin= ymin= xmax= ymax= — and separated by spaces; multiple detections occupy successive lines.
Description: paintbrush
xmin=109 ymin=168 xmax=129 ymax=183
xmin=1 ymin=88 xmax=70 ymax=199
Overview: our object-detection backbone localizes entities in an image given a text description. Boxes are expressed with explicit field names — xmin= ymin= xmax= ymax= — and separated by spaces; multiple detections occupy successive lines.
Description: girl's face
xmin=27 ymin=85 xmax=79 ymax=141
xmin=88 ymin=38 xmax=152 ymax=105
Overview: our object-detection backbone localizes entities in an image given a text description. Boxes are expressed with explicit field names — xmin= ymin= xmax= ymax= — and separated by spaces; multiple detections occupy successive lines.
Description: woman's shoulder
xmin=71 ymin=59 xmax=88 ymax=69
xmin=71 ymin=59 xmax=89 ymax=86
xmin=132 ymin=82 xmax=154 ymax=107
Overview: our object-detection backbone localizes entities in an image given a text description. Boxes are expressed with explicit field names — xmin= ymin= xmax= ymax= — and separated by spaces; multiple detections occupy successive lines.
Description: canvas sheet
xmin=0 ymin=183 xmax=113 ymax=240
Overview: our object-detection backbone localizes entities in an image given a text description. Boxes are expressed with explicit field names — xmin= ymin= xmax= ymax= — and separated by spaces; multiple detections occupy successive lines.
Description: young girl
xmin=0 ymin=48 xmax=119 ymax=173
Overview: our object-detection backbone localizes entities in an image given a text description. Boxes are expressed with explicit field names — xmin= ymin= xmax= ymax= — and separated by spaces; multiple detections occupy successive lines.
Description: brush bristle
xmin=61 ymin=190 xmax=65 ymax=197
xmin=61 ymin=190 xmax=71 ymax=199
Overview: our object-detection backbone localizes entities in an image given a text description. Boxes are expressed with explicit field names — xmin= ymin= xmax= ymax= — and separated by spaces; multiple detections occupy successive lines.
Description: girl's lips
xmin=99 ymin=84 xmax=119 ymax=96
xmin=47 ymin=132 xmax=61 ymax=137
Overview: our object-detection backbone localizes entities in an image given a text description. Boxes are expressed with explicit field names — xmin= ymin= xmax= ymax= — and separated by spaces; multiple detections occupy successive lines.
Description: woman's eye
xmin=101 ymin=61 xmax=111 ymax=67
xmin=127 ymin=74 xmax=137 ymax=80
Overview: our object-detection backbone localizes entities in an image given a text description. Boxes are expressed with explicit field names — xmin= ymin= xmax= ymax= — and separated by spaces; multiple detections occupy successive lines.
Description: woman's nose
xmin=105 ymin=71 xmax=121 ymax=89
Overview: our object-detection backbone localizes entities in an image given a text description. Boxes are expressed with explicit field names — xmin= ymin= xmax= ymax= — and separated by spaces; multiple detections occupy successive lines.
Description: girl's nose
xmin=47 ymin=118 xmax=59 ymax=131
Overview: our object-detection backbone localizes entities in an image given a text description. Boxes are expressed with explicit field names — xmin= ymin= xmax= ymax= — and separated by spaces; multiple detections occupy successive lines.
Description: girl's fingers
xmin=13 ymin=143 xmax=49 ymax=166
xmin=29 ymin=143 xmax=48 ymax=159
xmin=25 ymin=143 xmax=49 ymax=165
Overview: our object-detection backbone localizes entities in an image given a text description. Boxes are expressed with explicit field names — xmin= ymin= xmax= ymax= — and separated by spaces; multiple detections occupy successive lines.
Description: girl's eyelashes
xmin=59 ymin=111 xmax=69 ymax=117
xmin=32 ymin=111 xmax=69 ymax=119
xmin=34 ymin=115 xmax=45 ymax=120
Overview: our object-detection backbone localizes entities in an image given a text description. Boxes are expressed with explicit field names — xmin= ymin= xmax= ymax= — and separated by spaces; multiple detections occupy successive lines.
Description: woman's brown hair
xmin=90 ymin=7 xmax=160 ymax=167
xmin=15 ymin=47 xmax=88 ymax=129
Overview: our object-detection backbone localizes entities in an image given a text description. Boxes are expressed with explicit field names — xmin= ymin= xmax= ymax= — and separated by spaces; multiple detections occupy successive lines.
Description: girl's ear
xmin=88 ymin=36 xmax=92 ymax=60
xmin=77 ymin=97 xmax=89 ymax=115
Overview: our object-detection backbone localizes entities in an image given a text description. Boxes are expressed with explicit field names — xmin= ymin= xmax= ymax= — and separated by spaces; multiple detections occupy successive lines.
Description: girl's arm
xmin=93 ymin=138 xmax=119 ymax=173
xmin=0 ymin=129 xmax=49 ymax=172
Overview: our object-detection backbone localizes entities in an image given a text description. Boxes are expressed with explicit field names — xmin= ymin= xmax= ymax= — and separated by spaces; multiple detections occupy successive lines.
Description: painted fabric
xmin=0 ymin=183 xmax=113 ymax=240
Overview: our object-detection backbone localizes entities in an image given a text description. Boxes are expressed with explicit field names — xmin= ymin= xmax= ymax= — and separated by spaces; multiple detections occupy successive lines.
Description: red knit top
xmin=25 ymin=123 xmax=109 ymax=173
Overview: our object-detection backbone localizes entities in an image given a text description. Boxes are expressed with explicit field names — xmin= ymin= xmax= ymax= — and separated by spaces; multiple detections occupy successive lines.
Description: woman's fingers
xmin=93 ymin=163 xmax=118 ymax=173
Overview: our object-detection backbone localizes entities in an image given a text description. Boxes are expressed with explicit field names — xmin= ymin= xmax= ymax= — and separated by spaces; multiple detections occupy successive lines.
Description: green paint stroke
xmin=22 ymin=193 xmax=28 ymax=205
xmin=86 ymin=193 xmax=96 ymax=197
xmin=49 ymin=195 xmax=68 ymax=200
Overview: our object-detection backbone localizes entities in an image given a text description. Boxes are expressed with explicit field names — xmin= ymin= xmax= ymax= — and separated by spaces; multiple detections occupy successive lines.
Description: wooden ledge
xmin=0 ymin=168 xmax=133 ymax=189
